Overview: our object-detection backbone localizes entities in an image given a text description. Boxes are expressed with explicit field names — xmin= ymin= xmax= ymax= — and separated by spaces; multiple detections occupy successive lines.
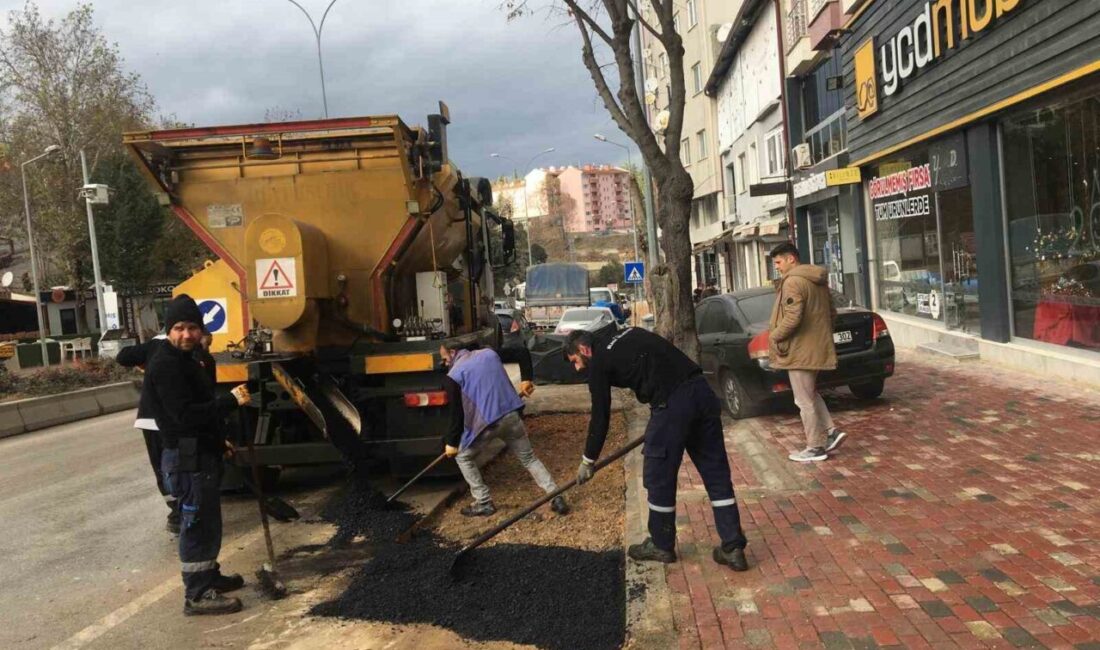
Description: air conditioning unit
xmin=792 ymin=144 xmax=812 ymax=170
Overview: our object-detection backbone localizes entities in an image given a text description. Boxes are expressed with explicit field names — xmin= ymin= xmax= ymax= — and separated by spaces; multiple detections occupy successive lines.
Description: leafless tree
xmin=505 ymin=0 xmax=698 ymax=358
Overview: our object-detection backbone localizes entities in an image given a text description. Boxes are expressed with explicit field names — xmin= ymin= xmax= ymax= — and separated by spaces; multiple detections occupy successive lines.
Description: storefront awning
xmin=732 ymin=223 xmax=758 ymax=241
xmin=758 ymin=216 xmax=788 ymax=237
xmin=692 ymin=228 xmax=733 ymax=252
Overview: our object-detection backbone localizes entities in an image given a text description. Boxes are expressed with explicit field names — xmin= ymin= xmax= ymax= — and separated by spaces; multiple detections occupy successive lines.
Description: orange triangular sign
xmin=260 ymin=259 xmax=294 ymax=290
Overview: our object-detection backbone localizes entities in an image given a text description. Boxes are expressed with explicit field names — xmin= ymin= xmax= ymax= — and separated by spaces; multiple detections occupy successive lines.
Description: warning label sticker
xmin=256 ymin=257 xmax=297 ymax=299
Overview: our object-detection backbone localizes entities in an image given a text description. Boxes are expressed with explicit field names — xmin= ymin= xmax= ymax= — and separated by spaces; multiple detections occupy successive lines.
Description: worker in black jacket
xmin=147 ymin=295 xmax=252 ymax=616
xmin=564 ymin=328 xmax=749 ymax=571
xmin=116 ymin=335 xmax=177 ymax=533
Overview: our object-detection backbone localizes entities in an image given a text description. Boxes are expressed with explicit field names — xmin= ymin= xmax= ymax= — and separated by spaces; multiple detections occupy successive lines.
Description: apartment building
xmin=639 ymin=0 xmax=738 ymax=291
xmin=557 ymin=165 xmax=634 ymax=234
xmin=707 ymin=0 xmax=789 ymax=292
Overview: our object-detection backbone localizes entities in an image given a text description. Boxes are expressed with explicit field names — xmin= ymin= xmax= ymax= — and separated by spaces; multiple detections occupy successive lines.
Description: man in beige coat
xmin=767 ymin=242 xmax=848 ymax=462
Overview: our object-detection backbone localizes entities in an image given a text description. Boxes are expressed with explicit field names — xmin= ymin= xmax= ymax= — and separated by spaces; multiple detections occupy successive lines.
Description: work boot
xmin=627 ymin=537 xmax=677 ymax=564
xmin=460 ymin=501 xmax=497 ymax=517
xmin=212 ymin=573 xmax=245 ymax=593
xmin=550 ymin=495 xmax=570 ymax=515
xmin=825 ymin=429 xmax=848 ymax=453
xmin=713 ymin=545 xmax=749 ymax=572
xmin=183 ymin=591 xmax=243 ymax=616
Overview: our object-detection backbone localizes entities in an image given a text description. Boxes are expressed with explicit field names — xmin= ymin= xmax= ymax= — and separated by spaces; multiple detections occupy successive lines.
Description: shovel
xmin=387 ymin=452 xmax=449 ymax=504
xmin=449 ymin=434 xmax=645 ymax=578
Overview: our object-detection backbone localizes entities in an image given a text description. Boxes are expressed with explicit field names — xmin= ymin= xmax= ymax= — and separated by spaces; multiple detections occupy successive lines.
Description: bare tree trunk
xmin=654 ymin=167 xmax=698 ymax=360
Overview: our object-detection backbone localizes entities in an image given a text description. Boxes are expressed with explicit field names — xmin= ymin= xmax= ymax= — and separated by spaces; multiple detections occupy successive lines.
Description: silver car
xmin=554 ymin=307 xmax=617 ymax=335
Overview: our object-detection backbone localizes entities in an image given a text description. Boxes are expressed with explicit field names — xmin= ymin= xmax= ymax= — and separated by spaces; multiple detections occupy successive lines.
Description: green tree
xmin=0 ymin=3 xmax=155 ymax=330
xmin=93 ymin=154 xmax=165 ymax=292
xmin=596 ymin=259 xmax=624 ymax=287
xmin=530 ymin=243 xmax=548 ymax=265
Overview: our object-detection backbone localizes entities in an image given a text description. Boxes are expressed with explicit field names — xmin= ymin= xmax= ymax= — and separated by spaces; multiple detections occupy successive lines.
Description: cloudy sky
xmin=2 ymin=0 xmax=640 ymax=177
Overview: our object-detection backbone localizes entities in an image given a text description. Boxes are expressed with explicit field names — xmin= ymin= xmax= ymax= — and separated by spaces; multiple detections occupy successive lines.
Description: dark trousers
xmin=162 ymin=447 xmax=224 ymax=601
xmin=642 ymin=375 xmax=747 ymax=552
xmin=141 ymin=429 xmax=178 ymax=519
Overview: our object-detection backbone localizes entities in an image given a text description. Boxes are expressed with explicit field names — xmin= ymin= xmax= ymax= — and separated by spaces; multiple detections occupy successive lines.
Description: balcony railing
xmin=786 ymin=0 xmax=808 ymax=53
xmin=808 ymin=0 xmax=829 ymax=21
xmin=803 ymin=108 xmax=847 ymax=165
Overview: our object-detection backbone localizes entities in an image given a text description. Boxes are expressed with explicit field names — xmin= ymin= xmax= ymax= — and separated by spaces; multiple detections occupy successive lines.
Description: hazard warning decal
xmin=255 ymin=257 xmax=298 ymax=299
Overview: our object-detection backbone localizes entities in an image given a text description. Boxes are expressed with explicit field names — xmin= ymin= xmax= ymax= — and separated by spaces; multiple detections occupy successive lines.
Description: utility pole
xmin=80 ymin=149 xmax=107 ymax=336
xmin=630 ymin=7 xmax=660 ymax=268
xmin=21 ymin=145 xmax=61 ymax=365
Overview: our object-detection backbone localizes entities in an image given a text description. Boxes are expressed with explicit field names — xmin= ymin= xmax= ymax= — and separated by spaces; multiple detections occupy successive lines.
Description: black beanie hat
xmin=164 ymin=294 xmax=204 ymax=333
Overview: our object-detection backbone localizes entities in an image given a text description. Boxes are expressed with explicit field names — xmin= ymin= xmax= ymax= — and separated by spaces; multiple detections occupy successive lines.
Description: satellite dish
xmin=655 ymin=110 xmax=670 ymax=132
xmin=1 ymin=271 xmax=12 ymax=288
xmin=644 ymin=77 xmax=659 ymax=93
xmin=645 ymin=92 xmax=657 ymax=106
xmin=716 ymin=22 xmax=733 ymax=43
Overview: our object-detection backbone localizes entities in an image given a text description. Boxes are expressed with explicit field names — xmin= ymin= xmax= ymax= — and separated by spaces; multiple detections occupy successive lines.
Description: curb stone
xmin=622 ymin=402 xmax=678 ymax=649
xmin=0 ymin=381 xmax=140 ymax=439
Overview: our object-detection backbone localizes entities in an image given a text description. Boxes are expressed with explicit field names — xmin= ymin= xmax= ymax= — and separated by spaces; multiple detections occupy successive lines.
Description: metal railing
xmin=786 ymin=0 xmax=808 ymax=52
xmin=808 ymin=0 xmax=829 ymax=22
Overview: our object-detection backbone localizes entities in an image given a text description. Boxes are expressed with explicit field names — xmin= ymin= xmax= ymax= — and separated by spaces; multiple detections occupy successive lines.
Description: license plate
xmin=833 ymin=330 xmax=853 ymax=344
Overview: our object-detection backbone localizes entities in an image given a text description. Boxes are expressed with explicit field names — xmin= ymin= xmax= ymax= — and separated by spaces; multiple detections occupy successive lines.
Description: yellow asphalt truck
xmin=124 ymin=103 xmax=515 ymax=481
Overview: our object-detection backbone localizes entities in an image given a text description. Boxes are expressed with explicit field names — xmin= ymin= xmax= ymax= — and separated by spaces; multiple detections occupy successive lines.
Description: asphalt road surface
xmin=0 ymin=409 xmax=341 ymax=650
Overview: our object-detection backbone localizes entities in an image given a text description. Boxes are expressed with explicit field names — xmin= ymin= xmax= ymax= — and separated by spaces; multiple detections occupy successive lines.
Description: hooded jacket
xmin=768 ymin=264 xmax=837 ymax=371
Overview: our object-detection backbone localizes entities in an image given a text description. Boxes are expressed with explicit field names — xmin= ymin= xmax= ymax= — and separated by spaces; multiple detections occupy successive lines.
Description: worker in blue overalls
xmin=565 ymin=327 xmax=749 ymax=570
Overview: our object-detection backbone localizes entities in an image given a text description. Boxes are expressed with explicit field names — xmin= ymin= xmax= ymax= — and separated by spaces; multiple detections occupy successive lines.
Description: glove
xmin=577 ymin=458 xmax=595 ymax=485
xmin=444 ymin=444 xmax=460 ymax=458
xmin=518 ymin=380 xmax=536 ymax=398
xmin=230 ymin=384 xmax=251 ymax=406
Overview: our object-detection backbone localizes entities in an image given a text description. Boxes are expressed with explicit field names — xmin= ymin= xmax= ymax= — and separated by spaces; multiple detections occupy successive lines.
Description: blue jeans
xmin=162 ymin=447 xmax=224 ymax=600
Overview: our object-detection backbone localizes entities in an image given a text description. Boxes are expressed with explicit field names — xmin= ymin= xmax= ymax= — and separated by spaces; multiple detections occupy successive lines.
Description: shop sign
xmin=825 ymin=167 xmax=862 ymax=186
xmin=854 ymin=0 xmax=1023 ymax=118
xmin=869 ymin=163 xmax=932 ymax=221
xmin=793 ymin=173 xmax=827 ymax=199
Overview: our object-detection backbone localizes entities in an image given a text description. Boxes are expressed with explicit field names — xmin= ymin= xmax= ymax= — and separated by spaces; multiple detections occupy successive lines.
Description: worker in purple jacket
xmin=440 ymin=343 xmax=569 ymax=517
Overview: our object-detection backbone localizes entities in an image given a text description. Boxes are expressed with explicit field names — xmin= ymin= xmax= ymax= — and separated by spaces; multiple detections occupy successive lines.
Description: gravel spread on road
xmin=311 ymin=412 xmax=629 ymax=650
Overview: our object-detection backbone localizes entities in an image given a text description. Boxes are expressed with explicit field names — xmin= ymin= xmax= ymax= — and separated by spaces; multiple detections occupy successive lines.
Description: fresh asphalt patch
xmin=311 ymin=479 xmax=626 ymax=650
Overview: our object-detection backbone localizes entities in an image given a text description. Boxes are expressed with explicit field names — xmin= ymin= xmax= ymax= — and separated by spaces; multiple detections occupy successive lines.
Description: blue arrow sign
xmin=197 ymin=298 xmax=228 ymax=334
xmin=624 ymin=261 xmax=645 ymax=284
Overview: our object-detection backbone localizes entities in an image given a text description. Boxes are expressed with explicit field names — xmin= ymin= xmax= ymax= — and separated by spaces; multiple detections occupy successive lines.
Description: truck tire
xmin=849 ymin=378 xmax=885 ymax=399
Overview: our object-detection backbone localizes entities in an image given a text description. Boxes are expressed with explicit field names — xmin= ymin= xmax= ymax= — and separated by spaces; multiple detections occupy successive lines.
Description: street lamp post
xmin=594 ymin=134 xmax=642 ymax=298
xmin=285 ymin=0 xmax=339 ymax=118
xmin=21 ymin=144 xmax=61 ymax=365
xmin=490 ymin=148 xmax=555 ymax=269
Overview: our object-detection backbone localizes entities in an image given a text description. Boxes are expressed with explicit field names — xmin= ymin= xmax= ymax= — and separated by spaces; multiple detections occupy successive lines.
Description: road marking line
xmin=52 ymin=528 xmax=267 ymax=650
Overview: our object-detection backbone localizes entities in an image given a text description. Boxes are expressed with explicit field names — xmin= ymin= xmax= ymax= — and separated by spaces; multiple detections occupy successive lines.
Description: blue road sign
xmin=198 ymin=298 xmax=228 ymax=334
xmin=624 ymin=261 xmax=645 ymax=284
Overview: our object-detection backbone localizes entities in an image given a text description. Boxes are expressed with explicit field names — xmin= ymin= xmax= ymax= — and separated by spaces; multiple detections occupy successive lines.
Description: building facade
xmin=709 ymin=0 xmax=791 ymax=292
xmin=556 ymin=165 xmax=635 ymax=233
xmin=841 ymin=0 xmax=1100 ymax=382
xmin=640 ymin=0 xmax=738 ymax=291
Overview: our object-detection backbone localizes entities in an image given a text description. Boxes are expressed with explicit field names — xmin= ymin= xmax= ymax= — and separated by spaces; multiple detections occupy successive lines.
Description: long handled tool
xmin=387 ymin=452 xmax=449 ymax=504
xmin=247 ymin=430 xmax=288 ymax=599
xmin=449 ymin=434 xmax=645 ymax=577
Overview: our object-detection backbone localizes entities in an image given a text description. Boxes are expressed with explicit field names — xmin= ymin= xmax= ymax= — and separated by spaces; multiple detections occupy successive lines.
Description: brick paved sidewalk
xmin=660 ymin=351 xmax=1100 ymax=650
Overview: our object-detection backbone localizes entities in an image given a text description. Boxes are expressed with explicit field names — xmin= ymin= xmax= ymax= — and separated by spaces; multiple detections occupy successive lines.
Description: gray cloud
xmin=3 ymin=0 xmax=640 ymax=177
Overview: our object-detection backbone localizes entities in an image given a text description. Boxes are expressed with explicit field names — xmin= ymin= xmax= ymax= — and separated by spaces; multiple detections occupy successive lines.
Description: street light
xmin=21 ymin=144 xmax=62 ymax=365
xmin=79 ymin=149 xmax=107 ymax=337
xmin=285 ymin=0 xmax=339 ymax=118
xmin=594 ymin=134 xmax=642 ymax=299
xmin=490 ymin=147 xmax=555 ymax=268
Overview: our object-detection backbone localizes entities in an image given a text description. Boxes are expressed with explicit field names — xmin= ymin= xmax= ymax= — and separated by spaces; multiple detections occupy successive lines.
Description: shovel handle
xmin=387 ymin=452 xmax=450 ymax=503
xmin=456 ymin=434 xmax=645 ymax=556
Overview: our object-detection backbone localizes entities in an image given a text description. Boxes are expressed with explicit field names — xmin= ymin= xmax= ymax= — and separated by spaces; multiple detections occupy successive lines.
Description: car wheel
xmin=849 ymin=378 xmax=885 ymax=399
xmin=720 ymin=370 xmax=758 ymax=419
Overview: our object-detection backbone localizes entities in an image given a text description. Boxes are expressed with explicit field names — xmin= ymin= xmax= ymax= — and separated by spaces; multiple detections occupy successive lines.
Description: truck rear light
xmin=872 ymin=314 xmax=890 ymax=340
xmin=403 ymin=391 xmax=449 ymax=407
xmin=771 ymin=382 xmax=790 ymax=393
xmin=510 ymin=319 xmax=521 ymax=333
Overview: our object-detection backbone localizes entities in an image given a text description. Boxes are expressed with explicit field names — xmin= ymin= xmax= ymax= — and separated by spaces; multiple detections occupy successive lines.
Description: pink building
xmin=556 ymin=165 xmax=635 ymax=234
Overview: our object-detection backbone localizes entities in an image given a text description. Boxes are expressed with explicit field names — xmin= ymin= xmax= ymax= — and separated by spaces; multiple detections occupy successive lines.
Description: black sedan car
xmin=696 ymin=287 xmax=895 ymax=418
xmin=495 ymin=308 xmax=535 ymax=350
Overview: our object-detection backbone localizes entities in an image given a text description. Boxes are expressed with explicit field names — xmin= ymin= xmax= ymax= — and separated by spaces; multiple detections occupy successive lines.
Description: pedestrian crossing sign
xmin=625 ymin=261 xmax=645 ymax=284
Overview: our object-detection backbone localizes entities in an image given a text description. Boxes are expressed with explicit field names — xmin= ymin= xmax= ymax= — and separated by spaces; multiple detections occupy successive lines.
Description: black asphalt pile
xmin=319 ymin=480 xmax=417 ymax=547
xmin=311 ymin=532 xmax=625 ymax=650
